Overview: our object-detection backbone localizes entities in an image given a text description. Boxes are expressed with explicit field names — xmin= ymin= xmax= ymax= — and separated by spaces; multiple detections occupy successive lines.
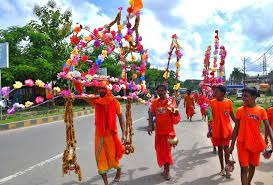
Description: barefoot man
xmin=148 ymin=85 xmax=180 ymax=180
xmin=209 ymin=85 xmax=236 ymax=178
xmin=82 ymin=80 xmax=125 ymax=185
xmin=184 ymin=89 xmax=195 ymax=121
xmin=229 ymin=87 xmax=273 ymax=185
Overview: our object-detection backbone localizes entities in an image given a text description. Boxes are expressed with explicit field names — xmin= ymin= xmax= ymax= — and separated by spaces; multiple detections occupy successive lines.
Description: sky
xmin=1 ymin=0 xmax=273 ymax=81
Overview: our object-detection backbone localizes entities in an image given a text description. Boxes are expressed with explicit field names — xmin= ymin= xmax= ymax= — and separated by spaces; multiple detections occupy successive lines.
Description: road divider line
xmin=133 ymin=117 xmax=145 ymax=123
xmin=0 ymin=148 xmax=80 ymax=184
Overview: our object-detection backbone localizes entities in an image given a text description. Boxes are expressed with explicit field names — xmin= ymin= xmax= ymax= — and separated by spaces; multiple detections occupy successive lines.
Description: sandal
xmin=225 ymin=170 xmax=231 ymax=178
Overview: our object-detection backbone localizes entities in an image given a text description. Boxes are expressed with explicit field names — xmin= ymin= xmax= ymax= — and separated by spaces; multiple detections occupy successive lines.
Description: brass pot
xmin=168 ymin=137 xmax=179 ymax=147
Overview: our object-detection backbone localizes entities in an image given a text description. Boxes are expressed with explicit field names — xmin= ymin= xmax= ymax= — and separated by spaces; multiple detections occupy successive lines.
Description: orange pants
xmin=237 ymin=142 xmax=261 ymax=167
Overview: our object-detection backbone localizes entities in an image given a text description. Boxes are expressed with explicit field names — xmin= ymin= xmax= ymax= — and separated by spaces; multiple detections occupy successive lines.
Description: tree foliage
xmin=230 ymin=67 xmax=244 ymax=84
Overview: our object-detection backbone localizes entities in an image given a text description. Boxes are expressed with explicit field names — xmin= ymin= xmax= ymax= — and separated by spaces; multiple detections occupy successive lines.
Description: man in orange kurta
xmin=83 ymin=81 xmax=125 ymax=185
xmin=148 ymin=85 xmax=180 ymax=181
xmin=209 ymin=85 xmax=236 ymax=178
xmin=184 ymin=90 xmax=195 ymax=121
xmin=229 ymin=87 xmax=273 ymax=185
xmin=266 ymin=104 xmax=273 ymax=148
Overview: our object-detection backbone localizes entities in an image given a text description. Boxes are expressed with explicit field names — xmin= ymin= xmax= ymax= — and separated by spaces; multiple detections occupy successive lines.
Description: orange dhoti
xmin=155 ymin=134 xmax=174 ymax=167
xmin=186 ymin=106 xmax=195 ymax=117
xmin=95 ymin=129 xmax=124 ymax=174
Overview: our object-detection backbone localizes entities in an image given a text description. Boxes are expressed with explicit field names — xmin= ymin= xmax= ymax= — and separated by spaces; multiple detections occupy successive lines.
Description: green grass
xmin=0 ymin=106 xmax=92 ymax=124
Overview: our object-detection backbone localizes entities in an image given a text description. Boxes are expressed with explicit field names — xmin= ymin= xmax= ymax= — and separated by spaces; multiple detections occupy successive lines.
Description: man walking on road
xmin=209 ymin=85 xmax=236 ymax=178
xmin=82 ymin=80 xmax=126 ymax=185
xmin=229 ymin=87 xmax=273 ymax=185
xmin=148 ymin=85 xmax=181 ymax=180
xmin=184 ymin=89 xmax=195 ymax=121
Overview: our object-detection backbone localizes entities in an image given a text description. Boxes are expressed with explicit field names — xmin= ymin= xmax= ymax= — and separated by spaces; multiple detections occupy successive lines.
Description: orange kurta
xmin=150 ymin=99 xmax=180 ymax=167
xmin=236 ymin=105 xmax=267 ymax=167
xmin=93 ymin=94 xmax=125 ymax=174
xmin=210 ymin=98 xmax=233 ymax=146
xmin=267 ymin=107 xmax=273 ymax=147
xmin=184 ymin=94 xmax=195 ymax=117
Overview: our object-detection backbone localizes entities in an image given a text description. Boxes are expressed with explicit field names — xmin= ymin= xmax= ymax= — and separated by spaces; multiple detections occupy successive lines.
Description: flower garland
xmin=163 ymin=34 xmax=183 ymax=91
xmin=58 ymin=4 xmax=148 ymax=102
xmin=0 ymin=79 xmax=62 ymax=115
xmin=201 ymin=30 xmax=226 ymax=89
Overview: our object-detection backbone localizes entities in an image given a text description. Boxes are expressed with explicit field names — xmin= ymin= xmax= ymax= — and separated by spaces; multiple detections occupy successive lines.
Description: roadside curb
xmin=0 ymin=109 xmax=94 ymax=131
xmin=0 ymin=102 xmax=141 ymax=131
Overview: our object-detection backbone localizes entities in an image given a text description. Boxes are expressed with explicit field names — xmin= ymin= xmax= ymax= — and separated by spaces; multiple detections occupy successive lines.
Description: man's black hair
xmin=216 ymin=85 xmax=227 ymax=95
xmin=242 ymin=87 xmax=259 ymax=97
xmin=156 ymin=84 xmax=167 ymax=91
xmin=187 ymin=89 xmax=192 ymax=93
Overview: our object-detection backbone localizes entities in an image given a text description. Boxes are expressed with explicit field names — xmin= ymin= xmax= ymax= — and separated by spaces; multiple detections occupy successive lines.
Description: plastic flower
xmin=173 ymin=83 xmax=180 ymax=90
xmin=131 ymin=56 xmax=136 ymax=62
xmin=35 ymin=96 xmax=44 ymax=104
xmin=70 ymin=35 xmax=80 ymax=46
xmin=120 ymin=84 xmax=126 ymax=89
xmin=1 ymin=87 xmax=10 ymax=97
xmin=45 ymin=83 xmax=52 ymax=90
xmin=102 ymin=50 xmax=108 ymax=58
xmin=71 ymin=48 xmax=78 ymax=56
xmin=7 ymin=107 xmax=16 ymax=115
xmin=118 ymin=24 xmax=124 ymax=31
xmin=74 ymin=24 xmax=82 ymax=33
xmin=84 ymin=36 xmax=92 ymax=42
xmin=46 ymin=93 xmax=54 ymax=99
xmin=72 ymin=70 xmax=81 ymax=78
xmin=85 ymin=75 xmax=94 ymax=82
xmin=13 ymin=81 xmax=23 ymax=89
xmin=81 ymin=55 xmax=88 ymax=62
xmin=0 ymin=100 xmax=6 ymax=108
xmin=60 ymin=90 xmax=71 ymax=97
xmin=66 ymin=59 xmax=72 ymax=66
xmin=35 ymin=80 xmax=45 ymax=88
xmin=25 ymin=101 xmax=34 ymax=108
xmin=94 ymin=40 xmax=101 ymax=47
xmin=24 ymin=79 xmax=34 ymax=87
xmin=53 ymin=87 xmax=61 ymax=93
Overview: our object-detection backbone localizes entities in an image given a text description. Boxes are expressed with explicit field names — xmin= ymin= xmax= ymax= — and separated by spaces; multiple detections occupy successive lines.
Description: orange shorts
xmin=212 ymin=137 xmax=230 ymax=146
xmin=237 ymin=142 xmax=261 ymax=167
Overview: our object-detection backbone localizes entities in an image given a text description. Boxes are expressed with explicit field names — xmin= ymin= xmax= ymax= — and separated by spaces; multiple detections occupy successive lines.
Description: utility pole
xmin=243 ymin=57 xmax=246 ymax=87
xmin=263 ymin=53 xmax=268 ymax=82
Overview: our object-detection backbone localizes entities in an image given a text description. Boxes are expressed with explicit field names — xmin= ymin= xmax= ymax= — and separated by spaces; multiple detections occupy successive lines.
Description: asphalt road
xmin=0 ymin=104 xmax=272 ymax=185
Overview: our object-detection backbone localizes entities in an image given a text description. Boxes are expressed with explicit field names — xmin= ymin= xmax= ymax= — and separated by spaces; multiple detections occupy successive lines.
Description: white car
xmin=236 ymin=89 xmax=243 ymax=99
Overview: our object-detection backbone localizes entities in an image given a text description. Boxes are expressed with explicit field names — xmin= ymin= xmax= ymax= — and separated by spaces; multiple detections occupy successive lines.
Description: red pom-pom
xmin=127 ymin=7 xmax=133 ymax=13
xmin=81 ymin=55 xmax=88 ymax=62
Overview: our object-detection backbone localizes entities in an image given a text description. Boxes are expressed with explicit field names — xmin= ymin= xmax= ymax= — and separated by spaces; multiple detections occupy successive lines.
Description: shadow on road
xmin=181 ymin=174 xmax=233 ymax=185
xmin=257 ymin=161 xmax=273 ymax=173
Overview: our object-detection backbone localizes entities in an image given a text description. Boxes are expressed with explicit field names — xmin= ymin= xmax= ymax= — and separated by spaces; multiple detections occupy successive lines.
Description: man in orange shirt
xmin=229 ymin=87 xmax=273 ymax=185
xmin=81 ymin=81 xmax=125 ymax=185
xmin=148 ymin=85 xmax=180 ymax=181
xmin=209 ymin=85 xmax=236 ymax=178
xmin=266 ymin=103 xmax=273 ymax=148
xmin=184 ymin=89 xmax=195 ymax=121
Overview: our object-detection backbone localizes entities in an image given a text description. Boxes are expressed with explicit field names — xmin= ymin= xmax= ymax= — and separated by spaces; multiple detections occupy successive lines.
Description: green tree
xmin=0 ymin=0 xmax=72 ymax=86
xmin=230 ymin=67 xmax=244 ymax=84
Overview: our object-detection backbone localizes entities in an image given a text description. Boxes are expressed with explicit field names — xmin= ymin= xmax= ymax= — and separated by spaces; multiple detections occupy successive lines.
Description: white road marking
xmin=0 ymin=148 xmax=80 ymax=184
xmin=133 ymin=117 xmax=145 ymax=123
xmin=0 ymin=116 xmax=145 ymax=184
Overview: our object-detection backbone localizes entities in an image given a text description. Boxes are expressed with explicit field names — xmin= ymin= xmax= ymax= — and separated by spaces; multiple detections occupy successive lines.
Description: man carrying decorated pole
xmin=148 ymin=84 xmax=181 ymax=180
xmin=81 ymin=80 xmax=125 ymax=185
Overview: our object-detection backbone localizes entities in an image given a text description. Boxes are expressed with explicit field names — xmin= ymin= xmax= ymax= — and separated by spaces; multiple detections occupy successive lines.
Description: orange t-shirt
xmin=210 ymin=98 xmax=233 ymax=139
xmin=151 ymin=99 xmax=175 ymax=135
xmin=184 ymin=95 xmax=194 ymax=107
xmin=267 ymin=107 xmax=273 ymax=129
xmin=236 ymin=105 xmax=267 ymax=152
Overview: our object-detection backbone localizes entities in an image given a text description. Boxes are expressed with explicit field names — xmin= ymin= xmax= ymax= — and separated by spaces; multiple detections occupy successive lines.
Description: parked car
xmin=236 ymin=89 xmax=243 ymax=99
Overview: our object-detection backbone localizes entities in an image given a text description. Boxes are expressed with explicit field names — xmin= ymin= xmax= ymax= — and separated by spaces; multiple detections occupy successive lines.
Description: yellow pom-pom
xmin=66 ymin=59 xmax=72 ymax=66
xmin=13 ymin=81 xmax=23 ymax=89
xmin=102 ymin=50 xmax=108 ymax=58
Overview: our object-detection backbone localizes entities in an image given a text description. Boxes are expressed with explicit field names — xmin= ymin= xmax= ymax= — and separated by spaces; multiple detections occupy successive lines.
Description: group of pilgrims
xmin=84 ymin=81 xmax=273 ymax=185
